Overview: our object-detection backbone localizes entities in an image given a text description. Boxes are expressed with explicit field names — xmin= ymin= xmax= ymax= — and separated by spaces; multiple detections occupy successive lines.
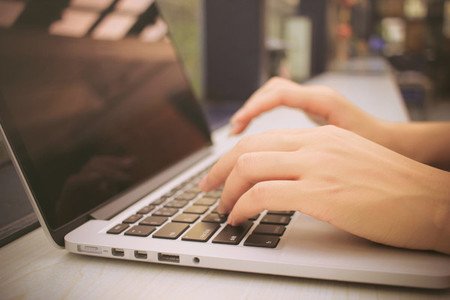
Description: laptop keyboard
xmin=107 ymin=167 xmax=295 ymax=248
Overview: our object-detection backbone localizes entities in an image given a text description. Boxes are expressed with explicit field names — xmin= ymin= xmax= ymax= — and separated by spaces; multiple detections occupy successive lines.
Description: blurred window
xmin=404 ymin=0 xmax=427 ymax=20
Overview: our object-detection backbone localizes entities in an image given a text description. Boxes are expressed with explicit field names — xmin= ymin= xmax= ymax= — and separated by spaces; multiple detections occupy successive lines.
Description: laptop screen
xmin=0 ymin=4 xmax=211 ymax=231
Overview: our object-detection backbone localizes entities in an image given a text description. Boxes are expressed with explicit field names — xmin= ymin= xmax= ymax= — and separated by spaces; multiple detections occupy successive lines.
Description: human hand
xmin=230 ymin=77 xmax=389 ymax=148
xmin=200 ymin=126 xmax=450 ymax=254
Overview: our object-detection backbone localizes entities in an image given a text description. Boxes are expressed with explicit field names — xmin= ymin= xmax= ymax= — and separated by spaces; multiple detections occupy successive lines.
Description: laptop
xmin=1 ymin=6 xmax=449 ymax=290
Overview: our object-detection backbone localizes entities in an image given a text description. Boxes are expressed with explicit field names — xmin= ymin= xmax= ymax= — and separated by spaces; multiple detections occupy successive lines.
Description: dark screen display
xmin=0 ymin=29 xmax=211 ymax=230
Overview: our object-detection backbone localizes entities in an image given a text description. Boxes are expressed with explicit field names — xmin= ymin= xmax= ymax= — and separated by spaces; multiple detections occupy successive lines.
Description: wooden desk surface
xmin=2 ymin=66 xmax=450 ymax=299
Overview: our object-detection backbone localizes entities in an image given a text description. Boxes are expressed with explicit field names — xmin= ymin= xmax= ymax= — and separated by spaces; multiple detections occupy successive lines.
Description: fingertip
xmin=198 ymin=176 xmax=211 ymax=192
xmin=216 ymin=202 xmax=228 ymax=215
xmin=226 ymin=215 xmax=235 ymax=226
xmin=227 ymin=209 xmax=246 ymax=227
xmin=227 ymin=215 xmax=247 ymax=227
xmin=230 ymin=111 xmax=244 ymax=122
xmin=229 ymin=123 xmax=244 ymax=136
xmin=228 ymin=123 xmax=239 ymax=136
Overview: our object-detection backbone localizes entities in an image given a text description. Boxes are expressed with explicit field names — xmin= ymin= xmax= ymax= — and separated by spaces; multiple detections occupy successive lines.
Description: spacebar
xmin=212 ymin=221 xmax=253 ymax=245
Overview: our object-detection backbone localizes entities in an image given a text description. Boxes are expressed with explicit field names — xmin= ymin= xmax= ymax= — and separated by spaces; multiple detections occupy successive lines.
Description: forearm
xmin=383 ymin=122 xmax=450 ymax=169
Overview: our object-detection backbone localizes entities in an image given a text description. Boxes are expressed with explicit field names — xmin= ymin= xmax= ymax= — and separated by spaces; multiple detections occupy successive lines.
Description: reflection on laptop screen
xmin=0 ymin=2 xmax=211 ymax=230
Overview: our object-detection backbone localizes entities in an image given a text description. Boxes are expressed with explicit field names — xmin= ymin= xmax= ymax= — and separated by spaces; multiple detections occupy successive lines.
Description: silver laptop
xmin=1 ymin=9 xmax=449 ymax=290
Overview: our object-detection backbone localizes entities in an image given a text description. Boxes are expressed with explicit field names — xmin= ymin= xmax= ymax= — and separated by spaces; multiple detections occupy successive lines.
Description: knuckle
xmin=267 ymin=76 xmax=285 ymax=86
xmin=324 ymin=124 xmax=350 ymax=140
xmin=299 ymin=148 xmax=326 ymax=165
xmin=236 ymin=135 xmax=254 ymax=151
xmin=320 ymin=124 xmax=342 ymax=137
xmin=235 ymin=153 xmax=256 ymax=177
xmin=277 ymin=87 xmax=290 ymax=98
xmin=323 ymin=124 xmax=339 ymax=132
xmin=267 ymin=88 xmax=283 ymax=100
xmin=267 ymin=88 xmax=287 ymax=107
xmin=306 ymin=126 xmax=343 ymax=148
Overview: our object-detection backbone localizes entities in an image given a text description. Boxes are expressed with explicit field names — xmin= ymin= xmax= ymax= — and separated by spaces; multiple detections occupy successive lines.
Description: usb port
xmin=111 ymin=248 xmax=125 ymax=257
xmin=158 ymin=253 xmax=180 ymax=263
xmin=134 ymin=250 xmax=148 ymax=260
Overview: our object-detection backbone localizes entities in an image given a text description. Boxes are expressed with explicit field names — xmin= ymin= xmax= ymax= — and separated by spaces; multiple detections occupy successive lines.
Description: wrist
xmin=378 ymin=122 xmax=419 ymax=161
xmin=369 ymin=119 xmax=396 ymax=151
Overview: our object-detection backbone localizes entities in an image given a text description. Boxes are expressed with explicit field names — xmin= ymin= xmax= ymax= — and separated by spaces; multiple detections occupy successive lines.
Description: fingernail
xmin=230 ymin=112 xmax=240 ymax=121
xmin=227 ymin=216 xmax=235 ymax=226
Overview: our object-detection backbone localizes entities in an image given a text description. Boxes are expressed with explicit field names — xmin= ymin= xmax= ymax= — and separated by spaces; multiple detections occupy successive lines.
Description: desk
xmin=1 ymin=67 xmax=449 ymax=299
xmin=1 ymin=228 xmax=449 ymax=299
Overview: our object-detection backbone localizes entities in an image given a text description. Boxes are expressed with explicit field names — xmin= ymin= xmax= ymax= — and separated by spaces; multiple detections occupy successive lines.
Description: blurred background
xmin=0 ymin=0 xmax=449 ymax=245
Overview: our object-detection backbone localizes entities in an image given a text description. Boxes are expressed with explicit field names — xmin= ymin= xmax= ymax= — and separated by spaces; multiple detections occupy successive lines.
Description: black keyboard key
xmin=172 ymin=213 xmax=199 ymax=224
xmin=244 ymin=234 xmax=280 ymax=248
xmin=153 ymin=207 xmax=178 ymax=217
xmin=184 ymin=205 xmax=209 ymax=215
xmin=153 ymin=222 xmax=189 ymax=239
xmin=140 ymin=216 xmax=168 ymax=226
xmin=194 ymin=196 xmax=217 ymax=206
xmin=123 ymin=214 xmax=143 ymax=224
xmin=137 ymin=205 xmax=156 ymax=215
xmin=209 ymin=209 xmax=255 ymax=221
xmin=176 ymin=191 xmax=198 ymax=201
xmin=260 ymin=214 xmax=291 ymax=225
xmin=252 ymin=224 xmax=286 ymax=236
xmin=124 ymin=225 xmax=156 ymax=237
xmin=267 ymin=210 xmax=295 ymax=216
xmin=202 ymin=213 xmax=227 ymax=223
xmin=165 ymin=200 xmax=189 ymax=208
xmin=182 ymin=222 xmax=220 ymax=242
xmin=107 ymin=223 xmax=129 ymax=234
xmin=212 ymin=221 xmax=253 ymax=245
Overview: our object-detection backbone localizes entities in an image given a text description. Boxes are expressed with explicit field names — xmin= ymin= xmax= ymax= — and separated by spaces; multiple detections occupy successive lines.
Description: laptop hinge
xmin=89 ymin=147 xmax=212 ymax=220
